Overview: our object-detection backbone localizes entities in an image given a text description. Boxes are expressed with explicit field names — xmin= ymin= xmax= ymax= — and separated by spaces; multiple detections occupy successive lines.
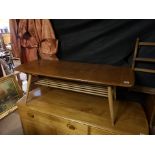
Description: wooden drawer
xmin=22 ymin=119 xmax=57 ymax=135
xmin=17 ymin=88 xmax=149 ymax=135
xmin=19 ymin=109 xmax=88 ymax=135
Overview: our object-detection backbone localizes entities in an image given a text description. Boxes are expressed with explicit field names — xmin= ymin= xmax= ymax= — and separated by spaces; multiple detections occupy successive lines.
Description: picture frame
xmin=0 ymin=74 xmax=22 ymax=119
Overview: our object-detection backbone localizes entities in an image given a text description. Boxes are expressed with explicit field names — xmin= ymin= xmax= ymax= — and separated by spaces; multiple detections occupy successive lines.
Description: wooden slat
xmin=135 ymin=58 xmax=155 ymax=63
xmin=37 ymin=79 xmax=108 ymax=92
xmin=36 ymin=82 xmax=108 ymax=95
xmin=35 ymin=78 xmax=108 ymax=97
xmin=36 ymin=82 xmax=108 ymax=97
xmin=134 ymin=68 xmax=155 ymax=73
xmin=139 ymin=42 xmax=155 ymax=46
xmin=132 ymin=38 xmax=140 ymax=69
xmin=131 ymin=86 xmax=155 ymax=95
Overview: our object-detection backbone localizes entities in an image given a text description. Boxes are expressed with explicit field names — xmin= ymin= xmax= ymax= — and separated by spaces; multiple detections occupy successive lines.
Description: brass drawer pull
xmin=27 ymin=112 xmax=34 ymax=118
xmin=67 ymin=123 xmax=76 ymax=130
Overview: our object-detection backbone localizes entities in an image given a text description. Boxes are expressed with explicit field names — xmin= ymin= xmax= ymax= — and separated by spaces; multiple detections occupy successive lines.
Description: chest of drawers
xmin=17 ymin=87 xmax=148 ymax=135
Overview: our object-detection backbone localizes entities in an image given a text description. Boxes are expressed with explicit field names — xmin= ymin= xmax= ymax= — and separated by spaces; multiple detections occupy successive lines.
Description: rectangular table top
xmin=15 ymin=60 xmax=134 ymax=87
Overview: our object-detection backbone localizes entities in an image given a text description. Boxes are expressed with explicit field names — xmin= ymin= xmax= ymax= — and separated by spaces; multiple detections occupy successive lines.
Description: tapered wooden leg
xmin=25 ymin=74 xmax=32 ymax=104
xmin=108 ymin=86 xmax=115 ymax=126
xmin=113 ymin=87 xmax=116 ymax=100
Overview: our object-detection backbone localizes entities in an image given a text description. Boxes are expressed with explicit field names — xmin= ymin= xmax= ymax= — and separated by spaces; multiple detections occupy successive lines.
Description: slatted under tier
xmin=35 ymin=78 xmax=108 ymax=97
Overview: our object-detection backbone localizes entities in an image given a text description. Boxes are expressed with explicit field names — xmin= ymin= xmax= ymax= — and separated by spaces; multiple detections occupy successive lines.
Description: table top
xmin=15 ymin=60 xmax=135 ymax=87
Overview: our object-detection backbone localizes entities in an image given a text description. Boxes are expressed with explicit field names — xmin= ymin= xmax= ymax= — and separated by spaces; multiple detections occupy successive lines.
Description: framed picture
xmin=0 ymin=74 xmax=22 ymax=119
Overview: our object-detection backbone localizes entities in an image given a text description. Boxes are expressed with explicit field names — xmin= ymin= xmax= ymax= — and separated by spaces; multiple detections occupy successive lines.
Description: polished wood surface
xmin=15 ymin=60 xmax=134 ymax=87
xmin=17 ymin=88 xmax=149 ymax=135
xmin=16 ymin=60 xmax=126 ymax=125
xmin=20 ymin=110 xmax=88 ymax=135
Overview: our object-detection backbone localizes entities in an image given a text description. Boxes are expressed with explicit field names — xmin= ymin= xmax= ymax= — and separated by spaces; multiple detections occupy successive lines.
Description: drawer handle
xmin=67 ymin=124 xmax=76 ymax=130
xmin=27 ymin=112 xmax=34 ymax=118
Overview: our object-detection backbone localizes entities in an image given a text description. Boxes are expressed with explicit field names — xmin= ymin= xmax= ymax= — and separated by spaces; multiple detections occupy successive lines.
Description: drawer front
xmin=20 ymin=110 xmax=88 ymax=135
xmin=22 ymin=119 xmax=57 ymax=135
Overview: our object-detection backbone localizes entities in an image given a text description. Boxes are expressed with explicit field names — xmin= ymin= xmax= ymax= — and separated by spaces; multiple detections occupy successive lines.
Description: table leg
xmin=108 ymin=86 xmax=115 ymax=126
xmin=25 ymin=74 xmax=32 ymax=104
xmin=113 ymin=87 xmax=116 ymax=100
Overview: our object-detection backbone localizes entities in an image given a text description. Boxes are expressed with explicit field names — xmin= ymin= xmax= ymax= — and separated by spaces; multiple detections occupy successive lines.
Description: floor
xmin=0 ymin=110 xmax=23 ymax=135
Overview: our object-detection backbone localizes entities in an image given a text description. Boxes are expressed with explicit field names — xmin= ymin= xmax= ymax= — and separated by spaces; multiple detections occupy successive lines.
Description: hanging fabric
xmin=9 ymin=19 xmax=21 ymax=58
xmin=9 ymin=19 xmax=58 ymax=63
xmin=18 ymin=19 xmax=38 ymax=63
xmin=35 ymin=19 xmax=58 ymax=60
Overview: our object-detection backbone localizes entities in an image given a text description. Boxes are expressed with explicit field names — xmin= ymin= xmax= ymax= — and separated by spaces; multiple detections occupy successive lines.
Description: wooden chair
xmin=131 ymin=37 xmax=155 ymax=131
xmin=132 ymin=37 xmax=155 ymax=94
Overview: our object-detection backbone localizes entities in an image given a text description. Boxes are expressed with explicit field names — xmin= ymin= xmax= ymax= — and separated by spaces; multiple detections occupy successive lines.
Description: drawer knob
xmin=27 ymin=112 xmax=34 ymax=118
xmin=67 ymin=124 xmax=76 ymax=130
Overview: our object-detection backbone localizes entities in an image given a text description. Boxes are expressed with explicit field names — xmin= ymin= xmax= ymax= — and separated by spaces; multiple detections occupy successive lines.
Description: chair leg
xmin=108 ymin=86 xmax=115 ymax=126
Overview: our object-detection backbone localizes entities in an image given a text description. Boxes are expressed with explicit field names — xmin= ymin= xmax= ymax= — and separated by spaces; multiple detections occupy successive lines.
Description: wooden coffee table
xmin=15 ymin=60 xmax=134 ymax=125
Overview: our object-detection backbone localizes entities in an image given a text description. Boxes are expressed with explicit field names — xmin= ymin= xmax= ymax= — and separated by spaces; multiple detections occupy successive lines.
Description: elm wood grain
xmin=15 ymin=60 xmax=134 ymax=87
xmin=27 ymin=74 xmax=115 ymax=126
xmin=15 ymin=60 xmax=135 ymax=125
xmin=21 ymin=119 xmax=57 ymax=135
xmin=35 ymin=78 xmax=115 ymax=126
xmin=20 ymin=112 xmax=88 ymax=135
xmin=90 ymin=127 xmax=116 ymax=135
xmin=17 ymin=88 xmax=149 ymax=135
